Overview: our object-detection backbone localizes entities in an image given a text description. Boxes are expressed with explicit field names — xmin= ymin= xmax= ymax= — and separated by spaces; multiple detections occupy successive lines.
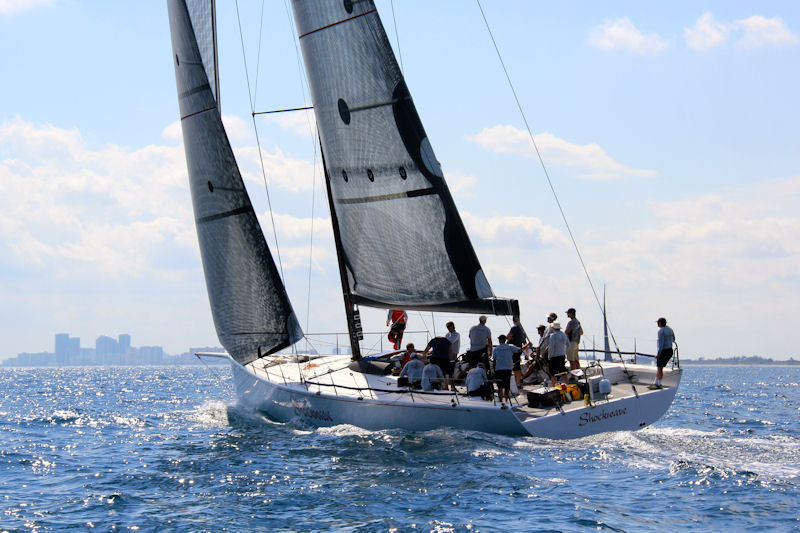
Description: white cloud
xmin=683 ymin=13 xmax=798 ymax=51
xmin=161 ymin=120 xmax=182 ymax=143
xmin=735 ymin=15 xmax=799 ymax=49
xmin=257 ymin=212 xmax=333 ymax=243
xmin=260 ymin=108 xmax=317 ymax=138
xmin=461 ymin=212 xmax=566 ymax=247
xmin=0 ymin=0 xmax=54 ymax=15
xmin=467 ymin=125 xmax=656 ymax=180
xmin=221 ymin=114 xmax=254 ymax=143
xmin=236 ymin=145 xmax=322 ymax=193
xmin=162 ymin=114 xmax=252 ymax=144
xmin=588 ymin=17 xmax=669 ymax=54
xmin=588 ymin=178 xmax=800 ymax=291
xmin=685 ymin=12 xmax=730 ymax=51
xmin=444 ymin=171 xmax=478 ymax=196
xmin=0 ymin=117 xmax=192 ymax=278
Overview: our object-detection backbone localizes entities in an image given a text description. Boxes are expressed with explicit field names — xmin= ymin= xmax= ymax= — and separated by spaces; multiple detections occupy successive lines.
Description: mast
xmin=321 ymin=148 xmax=362 ymax=361
xmin=603 ymin=285 xmax=611 ymax=361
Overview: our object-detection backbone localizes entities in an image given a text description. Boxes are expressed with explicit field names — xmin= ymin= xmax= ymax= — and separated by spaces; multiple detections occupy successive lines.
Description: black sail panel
xmin=292 ymin=0 xmax=516 ymax=315
xmin=168 ymin=0 xmax=303 ymax=365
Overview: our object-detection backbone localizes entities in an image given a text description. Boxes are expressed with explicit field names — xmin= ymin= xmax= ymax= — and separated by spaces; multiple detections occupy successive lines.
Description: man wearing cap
xmin=547 ymin=322 xmax=569 ymax=387
xmin=540 ymin=312 xmax=557 ymax=359
xmin=398 ymin=351 xmax=424 ymax=389
xmin=564 ymin=308 xmax=583 ymax=371
xmin=651 ymin=318 xmax=675 ymax=389
xmin=521 ymin=324 xmax=547 ymax=383
xmin=507 ymin=316 xmax=528 ymax=387
xmin=492 ymin=334 xmax=520 ymax=402
xmin=467 ymin=315 xmax=492 ymax=371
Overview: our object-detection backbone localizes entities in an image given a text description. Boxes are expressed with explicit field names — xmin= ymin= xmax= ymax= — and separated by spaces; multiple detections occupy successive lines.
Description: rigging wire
xmin=252 ymin=0 xmax=265 ymax=108
xmin=233 ymin=0 xmax=287 ymax=286
xmin=475 ymin=1 xmax=629 ymax=367
xmin=389 ymin=0 xmax=404 ymax=72
xmin=279 ymin=0 xmax=324 ymax=354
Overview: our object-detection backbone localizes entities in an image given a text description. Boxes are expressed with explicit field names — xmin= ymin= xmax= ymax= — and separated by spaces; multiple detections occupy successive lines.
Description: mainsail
xmin=167 ymin=0 xmax=302 ymax=365
xmin=292 ymin=1 xmax=518 ymax=316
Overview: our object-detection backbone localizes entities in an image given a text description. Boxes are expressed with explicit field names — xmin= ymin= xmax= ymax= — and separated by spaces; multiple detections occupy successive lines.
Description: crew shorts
xmin=466 ymin=349 xmax=485 ymax=368
xmin=657 ymin=348 xmax=673 ymax=368
xmin=431 ymin=358 xmax=453 ymax=376
xmin=494 ymin=369 xmax=512 ymax=390
xmin=567 ymin=342 xmax=580 ymax=363
xmin=548 ymin=355 xmax=567 ymax=376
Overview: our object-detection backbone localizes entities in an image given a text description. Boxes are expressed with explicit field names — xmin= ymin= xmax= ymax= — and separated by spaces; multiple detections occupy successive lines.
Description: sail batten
xmin=168 ymin=0 xmax=302 ymax=365
xmin=292 ymin=0 xmax=516 ymax=315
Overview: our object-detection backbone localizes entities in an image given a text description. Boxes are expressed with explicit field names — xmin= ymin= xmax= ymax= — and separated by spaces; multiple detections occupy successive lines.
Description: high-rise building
xmin=55 ymin=333 xmax=69 ymax=365
xmin=139 ymin=346 xmax=164 ymax=365
xmin=95 ymin=335 xmax=117 ymax=365
xmin=67 ymin=337 xmax=80 ymax=365
xmin=118 ymin=334 xmax=131 ymax=355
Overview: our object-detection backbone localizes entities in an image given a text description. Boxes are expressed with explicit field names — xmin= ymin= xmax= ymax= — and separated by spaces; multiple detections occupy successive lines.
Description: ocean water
xmin=1 ymin=365 xmax=798 ymax=532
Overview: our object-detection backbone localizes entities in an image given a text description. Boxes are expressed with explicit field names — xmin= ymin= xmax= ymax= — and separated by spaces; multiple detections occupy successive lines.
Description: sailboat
xmin=166 ymin=0 xmax=682 ymax=439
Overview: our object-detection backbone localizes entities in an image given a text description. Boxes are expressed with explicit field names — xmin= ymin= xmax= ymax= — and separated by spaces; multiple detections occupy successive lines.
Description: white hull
xmin=226 ymin=354 xmax=681 ymax=439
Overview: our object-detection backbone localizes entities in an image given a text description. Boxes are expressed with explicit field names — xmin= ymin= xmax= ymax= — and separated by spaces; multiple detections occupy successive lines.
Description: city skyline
xmin=2 ymin=331 xmax=223 ymax=367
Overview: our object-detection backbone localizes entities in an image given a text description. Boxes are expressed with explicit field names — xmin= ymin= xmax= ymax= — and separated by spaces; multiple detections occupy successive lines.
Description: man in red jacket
xmin=387 ymin=309 xmax=408 ymax=350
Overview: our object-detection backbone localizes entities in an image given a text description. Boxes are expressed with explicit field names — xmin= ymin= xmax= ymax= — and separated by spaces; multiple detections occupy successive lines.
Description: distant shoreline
xmin=681 ymin=358 xmax=798 ymax=366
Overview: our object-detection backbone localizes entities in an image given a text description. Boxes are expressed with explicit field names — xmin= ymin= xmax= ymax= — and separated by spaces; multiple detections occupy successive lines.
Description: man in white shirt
xmin=467 ymin=315 xmax=492 ymax=370
xmin=547 ymin=322 xmax=569 ymax=387
xmin=492 ymin=334 xmax=521 ymax=402
xmin=421 ymin=361 xmax=444 ymax=391
xmin=466 ymin=363 xmax=490 ymax=400
xmin=398 ymin=352 xmax=424 ymax=388
xmin=445 ymin=321 xmax=460 ymax=357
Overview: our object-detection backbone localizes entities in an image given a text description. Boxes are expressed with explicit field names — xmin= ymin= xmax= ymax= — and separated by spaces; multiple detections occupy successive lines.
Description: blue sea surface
xmin=1 ymin=365 xmax=798 ymax=532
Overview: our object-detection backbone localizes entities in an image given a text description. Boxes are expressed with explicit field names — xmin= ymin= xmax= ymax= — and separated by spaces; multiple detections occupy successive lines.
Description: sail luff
xmin=168 ymin=0 xmax=302 ymax=365
xmin=290 ymin=0 xmax=517 ymax=316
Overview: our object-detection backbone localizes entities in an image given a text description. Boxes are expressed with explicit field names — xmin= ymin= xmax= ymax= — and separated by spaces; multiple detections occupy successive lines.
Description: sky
xmin=1 ymin=1 xmax=799 ymax=361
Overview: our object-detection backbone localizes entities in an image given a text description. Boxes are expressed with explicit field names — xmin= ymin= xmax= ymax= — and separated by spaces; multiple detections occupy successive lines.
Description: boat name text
xmin=292 ymin=401 xmax=333 ymax=422
xmin=578 ymin=407 xmax=627 ymax=426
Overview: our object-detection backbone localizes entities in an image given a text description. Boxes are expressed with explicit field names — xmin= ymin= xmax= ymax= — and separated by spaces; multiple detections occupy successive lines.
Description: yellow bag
xmin=567 ymin=384 xmax=581 ymax=400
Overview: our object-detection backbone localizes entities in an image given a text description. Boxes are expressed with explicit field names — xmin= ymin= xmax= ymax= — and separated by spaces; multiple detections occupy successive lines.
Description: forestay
xmin=292 ymin=0 xmax=518 ymax=316
xmin=167 ymin=0 xmax=303 ymax=365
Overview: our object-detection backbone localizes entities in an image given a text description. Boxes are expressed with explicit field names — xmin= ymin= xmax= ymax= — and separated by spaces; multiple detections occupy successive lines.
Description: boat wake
xmin=605 ymin=426 xmax=800 ymax=483
xmin=188 ymin=400 xmax=233 ymax=427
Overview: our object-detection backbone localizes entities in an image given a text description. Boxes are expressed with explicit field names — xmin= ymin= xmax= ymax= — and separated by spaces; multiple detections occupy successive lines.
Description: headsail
xmin=184 ymin=0 xmax=219 ymax=107
xmin=292 ymin=1 xmax=517 ymax=316
xmin=168 ymin=0 xmax=303 ymax=365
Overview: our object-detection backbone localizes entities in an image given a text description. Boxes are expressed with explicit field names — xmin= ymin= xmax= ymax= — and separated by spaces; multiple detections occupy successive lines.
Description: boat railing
xmin=303 ymin=378 xmax=462 ymax=404
xmin=578 ymin=342 xmax=680 ymax=369
xmin=300 ymin=330 xmax=432 ymax=356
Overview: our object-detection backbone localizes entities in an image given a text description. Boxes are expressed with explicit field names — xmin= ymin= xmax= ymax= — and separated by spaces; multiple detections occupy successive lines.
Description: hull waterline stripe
xmin=181 ymin=105 xmax=217 ymax=121
xmin=337 ymin=187 xmax=436 ymax=205
xmin=299 ymin=9 xmax=378 ymax=39
xmin=197 ymin=205 xmax=251 ymax=224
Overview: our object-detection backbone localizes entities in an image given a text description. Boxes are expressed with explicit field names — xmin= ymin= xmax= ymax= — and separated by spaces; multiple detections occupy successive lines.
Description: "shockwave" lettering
xmin=578 ymin=407 xmax=627 ymax=427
